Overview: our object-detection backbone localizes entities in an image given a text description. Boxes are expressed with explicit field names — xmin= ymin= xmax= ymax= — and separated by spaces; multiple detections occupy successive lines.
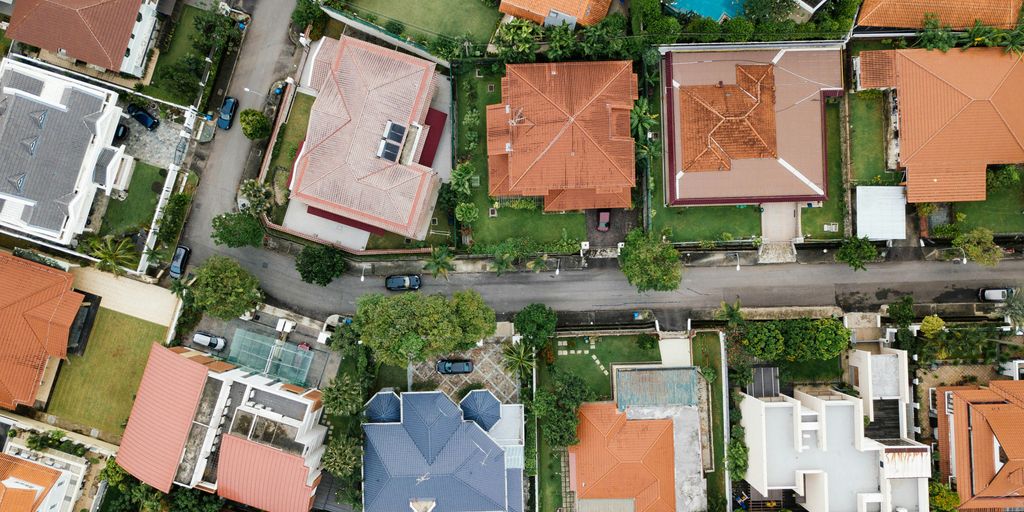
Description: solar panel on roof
xmin=387 ymin=123 xmax=406 ymax=142
xmin=381 ymin=142 xmax=400 ymax=162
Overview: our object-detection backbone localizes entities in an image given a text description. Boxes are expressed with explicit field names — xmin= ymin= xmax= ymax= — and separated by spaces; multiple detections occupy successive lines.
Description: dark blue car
xmin=385 ymin=274 xmax=421 ymax=291
xmin=126 ymin=104 xmax=159 ymax=131
xmin=217 ymin=97 xmax=238 ymax=130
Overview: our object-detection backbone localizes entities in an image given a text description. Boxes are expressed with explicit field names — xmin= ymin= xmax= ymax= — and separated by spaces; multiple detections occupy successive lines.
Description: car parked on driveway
xmin=217 ymin=96 xmax=238 ymax=130
xmin=192 ymin=331 xmax=226 ymax=351
xmin=169 ymin=245 xmax=190 ymax=280
xmin=385 ymin=274 xmax=422 ymax=291
xmin=597 ymin=210 xmax=611 ymax=232
xmin=113 ymin=123 xmax=129 ymax=143
xmin=979 ymin=287 xmax=1014 ymax=302
xmin=436 ymin=359 xmax=473 ymax=375
xmin=126 ymin=104 xmax=160 ymax=131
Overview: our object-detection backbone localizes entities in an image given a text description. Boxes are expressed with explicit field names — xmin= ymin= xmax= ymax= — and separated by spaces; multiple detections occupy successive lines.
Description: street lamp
xmin=957 ymin=247 xmax=967 ymax=265
xmin=360 ymin=264 xmax=368 ymax=282
xmin=555 ymin=258 xmax=560 ymax=276
xmin=731 ymin=252 xmax=741 ymax=271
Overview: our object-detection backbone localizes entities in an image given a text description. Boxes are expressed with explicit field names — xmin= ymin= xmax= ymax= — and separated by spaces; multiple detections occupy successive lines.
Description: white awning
xmin=856 ymin=186 xmax=907 ymax=240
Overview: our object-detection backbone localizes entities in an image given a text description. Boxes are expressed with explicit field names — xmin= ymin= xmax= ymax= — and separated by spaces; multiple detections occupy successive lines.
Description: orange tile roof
xmin=293 ymin=36 xmax=440 ymax=240
xmin=859 ymin=48 xmax=1024 ymax=203
xmin=568 ymin=402 xmax=675 ymax=512
xmin=0 ymin=253 xmax=83 ymax=410
xmin=856 ymin=0 xmax=1023 ymax=29
xmin=679 ymin=64 xmax=778 ymax=172
xmin=118 ymin=344 xmax=209 ymax=492
xmin=856 ymin=51 xmax=896 ymax=89
xmin=946 ymin=380 xmax=1024 ymax=509
xmin=0 ymin=453 xmax=61 ymax=512
xmin=499 ymin=0 xmax=612 ymax=26
xmin=7 ymin=0 xmax=143 ymax=71
xmin=217 ymin=434 xmax=316 ymax=512
xmin=486 ymin=61 xmax=637 ymax=212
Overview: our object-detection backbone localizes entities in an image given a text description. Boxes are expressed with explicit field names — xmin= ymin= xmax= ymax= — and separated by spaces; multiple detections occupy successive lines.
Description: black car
xmin=169 ymin=245 xmax=191 ymax=280
xmin=113 ymin=123 xmax=129 ymax=143
xmin=217 ymin=96 xmax=238 ymax=130
xmin=385 ymin=274 xmax=422 ymax=291
xmin=126 ymin=104 xmax=160 ymax=131
xmin=436 ymin=359 xmax=473 ymax=375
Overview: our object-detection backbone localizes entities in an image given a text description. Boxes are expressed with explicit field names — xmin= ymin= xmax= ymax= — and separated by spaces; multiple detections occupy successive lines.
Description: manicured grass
xmin=143 ymin=5 xmax=204 ymax=104
xmin=848 ymin=91 xmax=888 ymax=184
xmin=801 ymin=102 xmax=845 ymax=239
xmin=0 ymin=30 xmax=11 ymax=57
xmin=455 ymin=66 xmax=586 ymax=247
xmin=270 ymin=93 xmax=315 ymax=172
xmin=100 ymin=163 xmax=163 ymax=237
xmin=537 ymin=427 xmax=562 ymax=511
xmin=956 ymin=183 xmax=1024 ymax=234
xmin=375 ymin=364 xmax=407 ymax=392
xmin=692 ymin=332 xmax=726 ymax=508
xmin=342 ymin=0 xmax=501 ymax=42
xmin=652 ymin=198 xmax=762 ymax=242
xmin=779 ymin=356 xmax=843 ymax=384
xmin=48 ymin=309 xmax=167 ymax=436
xmin=366 ymin=215 xmax=453 ymax=249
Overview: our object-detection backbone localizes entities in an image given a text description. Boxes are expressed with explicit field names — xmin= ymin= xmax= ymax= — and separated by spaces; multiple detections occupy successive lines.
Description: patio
xmin=411 ymin=341 xmax=520 ymax=403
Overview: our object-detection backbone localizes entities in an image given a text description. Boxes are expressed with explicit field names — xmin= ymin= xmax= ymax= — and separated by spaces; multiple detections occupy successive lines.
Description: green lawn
xmin=779 ymin=356 xmax=843 ymax=384
xmin=366 ymin=216 xmax=453 ymax=249
xmin=0 ymin=29 xmax=11 ymax=57
xmin=48 ymin=309 xmax=167 ymax=436
xmin=455 ymin=66 xmax=586 ymax=247
xmin=692 ymin=332 xmax=726 ymax=508
xmin=848 ymin=91 xmax=888 ymax=184
xmin=143 ymin=5 xmax=204 ymax=104
xmin=100 ymin=163 xmax=163 ymax=237
xmin=956 ymin=183 xmax=1024 ymax=234
xmin=270 ymin=93 xmax=315 ymax=172
xmin=340 ymin=0 xmax=501 ymax=42
xmin=375 ymin=364 xmax=407 ymax=391
xmin=801 ymin=102 xmax=845 ymax=239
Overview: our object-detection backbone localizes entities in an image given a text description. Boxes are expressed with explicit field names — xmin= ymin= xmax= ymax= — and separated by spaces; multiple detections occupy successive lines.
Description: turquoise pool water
xmin=668 ymin=0 xmax=743 ymax=21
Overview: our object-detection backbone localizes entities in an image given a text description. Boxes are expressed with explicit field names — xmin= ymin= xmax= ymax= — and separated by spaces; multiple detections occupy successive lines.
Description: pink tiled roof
xmin=118 ymin=344 xmax=208 ymax=492
xmin=292 ymin=36 xmax=441 ymax=240
xmin=217 ymin=434 xmax=317 ymax=512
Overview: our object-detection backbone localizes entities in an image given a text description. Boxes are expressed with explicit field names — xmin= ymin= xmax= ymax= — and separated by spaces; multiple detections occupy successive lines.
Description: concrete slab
xmin=69 ymin=267 xmax=178 ymax=327
xmin=428 ymin=74 xmax=454 ymax=182
xmin=761 ymin=202 xmax=799 ymax=242
xmin=627 ymin=405 xmax=707 ymax=512
xmin=658 ymin=337 xmax=692 ymax=366
xmin=281 ymin=198 xmax=371 ymax=250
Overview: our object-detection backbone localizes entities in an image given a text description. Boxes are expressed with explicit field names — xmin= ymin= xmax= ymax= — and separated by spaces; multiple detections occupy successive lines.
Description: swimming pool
xmin=667 ymin=0 xmax=743 ymax=22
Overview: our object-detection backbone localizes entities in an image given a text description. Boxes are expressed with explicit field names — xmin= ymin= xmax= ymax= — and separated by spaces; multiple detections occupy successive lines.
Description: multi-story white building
xmin=2 ymin=438 xmax=91 ymax=512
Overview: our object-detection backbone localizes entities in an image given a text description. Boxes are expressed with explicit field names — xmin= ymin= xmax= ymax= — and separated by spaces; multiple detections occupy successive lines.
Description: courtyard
xmin=99 ymin=163 xmax=164 ymax=238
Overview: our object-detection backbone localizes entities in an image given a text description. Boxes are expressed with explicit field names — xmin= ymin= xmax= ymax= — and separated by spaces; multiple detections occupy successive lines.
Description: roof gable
xmin=856 ymin=0 xmax=1023 ymax=29
xmin=7 ymin=0 xmax=143 ymax=70
xmin=0 ymin=453 xmax=61 ymax=512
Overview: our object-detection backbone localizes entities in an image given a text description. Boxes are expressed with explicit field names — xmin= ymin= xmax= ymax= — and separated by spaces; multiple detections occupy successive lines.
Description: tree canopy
xmin=191 ymin=256 xmax=263 ymax=320
xmin=741 ymin=318 xmax=851 ymax=362
xmin=295 ymin=244 xmax=347 ymax=286
xmin=211 ymin=212 xmax=264 ymax=248
xmin=619 ymin=228 xmax=681 ymax=292
xmin=514 ymin=303 xmax=558 ymax=353
xmin=835 ymin=236 xmax=878 ymax=271
xmin=954 ymin=227 xmax=1003 ymax=267
xmin=533 ymin=369 xmax=595 ymax=446
xmin=240 ymin=109 xmax=271 ymax=140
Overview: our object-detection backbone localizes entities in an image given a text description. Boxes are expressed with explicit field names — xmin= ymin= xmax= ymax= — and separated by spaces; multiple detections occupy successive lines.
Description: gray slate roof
xmin=365 ymin=391 xmax=401 ymax=423
xmin=363 ymin=391 xmax=520 ymax=512
xmin=0 ymin=71 xmax=106 ymax=232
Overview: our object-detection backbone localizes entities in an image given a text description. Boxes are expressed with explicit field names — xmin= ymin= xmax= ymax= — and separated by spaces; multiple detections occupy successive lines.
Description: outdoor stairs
xmin=757 ymin=241 xmax=797 ymax=264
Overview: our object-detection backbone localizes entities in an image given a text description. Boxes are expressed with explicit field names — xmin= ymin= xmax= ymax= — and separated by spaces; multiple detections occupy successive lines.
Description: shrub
xmin=239 ymin=109 xmax=271 ymax=140
xmin=383 ymin=20 xmax=405 ymax=36
xmin=920 ymin=315 xmax=945 ymax=338
xmin=158 ymin=193 xmax=190 ymax=245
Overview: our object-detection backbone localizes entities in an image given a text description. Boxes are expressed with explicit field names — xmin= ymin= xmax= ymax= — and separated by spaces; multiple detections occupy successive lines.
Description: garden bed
xmin=100 ymin=163 xmax=164 ymax=237
xmin=801 ymin=101 xmax=845 ymax=239
xmin=692 ymin=332 xmax=727 ymax=507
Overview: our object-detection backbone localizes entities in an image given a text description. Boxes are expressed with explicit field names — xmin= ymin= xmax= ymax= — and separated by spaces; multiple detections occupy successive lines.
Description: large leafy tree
xmin=514 ymin=303 xmax=558 ymax=352
xmin=918 ymin=13 xmax=957 ymax=51
xmin=954 ymin=227 xmax=1003 ymax=266
xmin=742 ymin=0 xmax=796 ymax=24
xmin=191 ymin=256 xmax=263 ymax=320
xmin=291 ymin=0 xmax=327 ymax=30
xmin=423 ymin=245 xmax=455 ymax=280
xmin=169 ymin=488 xmax=224 ymax=512
xmin=835 ymin=236 xmax=878 ymax=271
xmin=322 ymin=434 xmax=362 ymax=479
xmin=211 ymin=212 xmax=264 ymax=248
xmin=740 ymin=319 xmax=850 ymax=362
xmin=295 ymin=244 xmax=347 ymax=286
xmin=545 ymin=22 xmax=579 ymax=61
xmin=494 ymin=18 xmax=540 ymax=63
xmin=619 ymin=228 xmax=681 ymax=293
xmin=451 ymin=290 xmax=497 ymax=344
xmin=533 ymin=370 xmax=595 ymax=446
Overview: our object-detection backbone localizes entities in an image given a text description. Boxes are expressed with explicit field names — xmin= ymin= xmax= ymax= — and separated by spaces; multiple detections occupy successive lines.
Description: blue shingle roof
xmin=365 ymin=391 xmax=401 ymax=423
xmin=460 ymin=389 xmax=501 ymax=431
xmin=363 ymin=391 xmax=520 ymax=512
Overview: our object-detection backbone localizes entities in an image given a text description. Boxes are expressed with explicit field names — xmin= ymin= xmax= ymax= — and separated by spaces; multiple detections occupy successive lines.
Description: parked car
xmin=217 ymin=96 xmax=238 ymax=130
xmin=597 ymin=210 xmax=611 ymax=232
xmin=385 ymin=274 xmax=422 ymax=291
xmin=168 ymin=245 xmax=191 ymax=280
xmin=113 ymin=123 xmax=129 ymax=143
xmin=979 ymin=287 xmax=1013 ymax=302
xmin=126 ymin=104 xmax=159 ymax=131
xmin=192 ymin=331 xmax=226 ymax=351
xmin=436 ymin=359 xmax=473 ymax=375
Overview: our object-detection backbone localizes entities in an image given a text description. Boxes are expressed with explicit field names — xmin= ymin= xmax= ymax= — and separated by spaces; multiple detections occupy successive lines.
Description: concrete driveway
xmin=70 ymin=267 xmax=179 ymax=327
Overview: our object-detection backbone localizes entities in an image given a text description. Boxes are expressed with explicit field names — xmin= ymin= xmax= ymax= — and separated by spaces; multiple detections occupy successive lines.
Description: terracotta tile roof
xmin=856 ymin=0 xmax=1024 ymax=29
xmin=499 ymin=0 xmax=612 ymax=26
xmin=857 ymin=51 xmax=896 ymax=89
xmin=7 ymin=0 xmax=143 ymax=71
xmin=935 ymin=385 xmax=978 ymax=482
xmin=0 ymin=253 xmax=83 ymax=410
xmin=118 ymin=344 xmax=209 ymax=492
xmin=292 ymin=36 xmax=441 ymax=240
xmin=217 ymin=434 xmax=316 ymax=512
xmin=860 ymin=49 xmax=1024 ymax=203
xmin=679 ymin=65 xmax=778 ymax=172
xmin=947 ymin=380 xmax=1024 ymax=509
xmin=0 ymin=452 xmax=61 ymax=512
xmin=486 ymin=61 xmax=637 ymax=212
xmin=568 ymin=402 xmax=675 ymax=512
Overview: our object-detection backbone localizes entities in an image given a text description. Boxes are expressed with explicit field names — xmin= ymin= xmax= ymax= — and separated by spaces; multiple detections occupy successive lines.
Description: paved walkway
xmin=412 ymin=341 xmax=519 ymax=403
xmin=70 ymin=267 xmax=179 ymax=327
xmin=761 ymin=202 xmax=799 ymax=242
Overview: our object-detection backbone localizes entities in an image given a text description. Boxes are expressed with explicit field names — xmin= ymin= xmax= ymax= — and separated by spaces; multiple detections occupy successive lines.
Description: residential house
xmin=0 ymin=58 xmax=135 ymax=245
xmin=498 ymin=0 xmax=611 ymax=27
xmin=118 ymin=344 xmax=327 ymax=512
xmin=568 ymin=365 xmax=706 ymax=512
xmin=8 ymin=0 xmax=159 ymax=78
xmin=661 ymin=44 xmax=843 ymax=206
xmin=486 ymin=61 xmax=638 ymax=212
xmin=362 ymin=390 xmax=525 ymax=512
xmin=740 ymin=347 xmax=930 ymax=512
xmin=290 ymin=36 xmax=444 ymax=248
xmin=855 ymin=48 xmax=1024 ymax=203
xmin=3 ymin=437 xmax=91 ymax=512
xmin=856 ymin=0 xmax=1024 ymax=30
xmin=0 ymin=252 xmax=84 ymax=412
xmin=936 ymin=379 xmax=1024 ymax=509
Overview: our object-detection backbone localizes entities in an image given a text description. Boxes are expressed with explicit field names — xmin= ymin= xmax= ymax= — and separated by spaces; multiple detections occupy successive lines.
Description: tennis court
xmin=227 ymin=328 xmax=313 ymax=385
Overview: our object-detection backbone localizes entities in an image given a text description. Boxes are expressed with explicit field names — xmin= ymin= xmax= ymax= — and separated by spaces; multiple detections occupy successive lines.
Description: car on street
xmin=169 ymin=245 xmax=191 ymax=280
xmin=192 ymin=331 xmax=226 ymax=351
xmin=385 ymin=274 xmax=422 ymax=291
xmin=126 ymin=104 xmax=160 ymax=131
xmin=113 ymin=123 xmax=129 ymax=143
xmin=979 ymin=287 xmax=1014 ymax=302
xmin=436 ymin=359 xmax=473 ymax=375
xmin=597 ymin=210 xmax=611 ymax=232
xmin=217 ymin=96 xmax=238 ymax=130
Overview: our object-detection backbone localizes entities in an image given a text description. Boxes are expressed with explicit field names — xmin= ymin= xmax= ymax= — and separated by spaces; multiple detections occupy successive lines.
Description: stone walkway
xmin=412 ymin=340 xmax=519 ymax=403
xmin=557 ymin=338 xmax=607 ymax=376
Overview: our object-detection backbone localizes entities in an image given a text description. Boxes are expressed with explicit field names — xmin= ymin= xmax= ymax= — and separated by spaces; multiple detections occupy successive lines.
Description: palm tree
xmin=1002 ymin=26 xmax=1024 ymax=54
xmin=959 ymin=20 xmax=1001 ymax=49
xmin=502 ymin=341 xmax=536 ymax=377
xmin=715 ymin=299 xmax=744 ymax=329
xmin=322 ymin=435 xmax=362 ymax=479
xmin=630 ymin=97 xmax=658 ymax=141
xmin=87 ymin=237 xmax=136 ymax=276
xmin=169 ymin=278 xmax=189 ymax=299
xmin=635 ymin=138 xmax=662 ymax=164
xmin=423 ymin=246 xmax=455 ymax=281
xmin=526 ymin=254 xmax=549 ymax=272
xmin=492 ymin=252 xmax=515 ymax=277
xmin=1000 ymin=288 xmax=1024 ymax=330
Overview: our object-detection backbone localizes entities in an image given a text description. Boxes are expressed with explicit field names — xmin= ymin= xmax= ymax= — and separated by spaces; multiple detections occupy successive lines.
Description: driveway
xmin=412 ymin=341 xmax=520 ymax=403
xmin=69 ymin=267 xmax=179 ymax=327
xmin=585 ymin=208 xmax=636 ymax=247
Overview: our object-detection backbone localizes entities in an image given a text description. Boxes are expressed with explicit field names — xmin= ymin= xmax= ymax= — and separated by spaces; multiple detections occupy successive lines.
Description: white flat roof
xmin=856 ymin=186 xmax=907 ymax=240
